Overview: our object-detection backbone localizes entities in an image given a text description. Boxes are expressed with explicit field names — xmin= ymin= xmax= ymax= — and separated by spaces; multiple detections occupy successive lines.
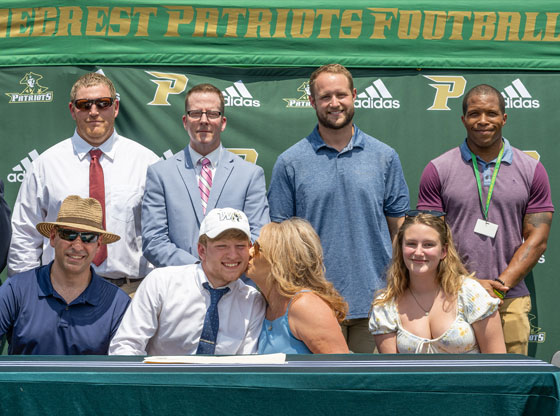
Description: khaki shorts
xmin=340 ymin=318 xmax=377 ymax=353
xmin=499 ymin=295 xmax=531 ymax=355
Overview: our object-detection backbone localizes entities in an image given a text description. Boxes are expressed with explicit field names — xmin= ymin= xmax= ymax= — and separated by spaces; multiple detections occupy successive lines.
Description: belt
xmin=103 ymin=276 xmax=141 ymax=287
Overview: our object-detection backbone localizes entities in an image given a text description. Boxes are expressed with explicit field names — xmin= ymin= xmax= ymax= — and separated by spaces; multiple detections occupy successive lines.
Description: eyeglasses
xmin=73 ymin=97 xmax=115 ymax=111
xmin=406 ymin=210 xmax=446 ymax=218
xmin=186 ymin=110 xmax=222 ymax=120
xmin=57 ymin=228 xmax=100 ymax=243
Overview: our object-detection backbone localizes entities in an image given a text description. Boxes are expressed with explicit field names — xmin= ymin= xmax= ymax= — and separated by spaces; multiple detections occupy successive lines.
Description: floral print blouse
xmin=369 ymin=278 xmax=500 ymax=353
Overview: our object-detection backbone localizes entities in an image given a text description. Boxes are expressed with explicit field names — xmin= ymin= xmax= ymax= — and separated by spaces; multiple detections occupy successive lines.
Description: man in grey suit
xmin=141 ymin=83 xmax=269 ymax=267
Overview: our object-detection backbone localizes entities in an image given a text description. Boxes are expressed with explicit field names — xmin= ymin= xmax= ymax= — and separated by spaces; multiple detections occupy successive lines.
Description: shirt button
xmin=66 ymin=307 xmax=69 ymax=311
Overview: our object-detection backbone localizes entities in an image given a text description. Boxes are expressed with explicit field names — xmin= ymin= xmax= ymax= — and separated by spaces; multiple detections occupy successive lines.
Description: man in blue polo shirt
xmin=0 ymin=195 xmax=130 ymax=355
xmin=267 ymin=64 xmax=409 ymax=353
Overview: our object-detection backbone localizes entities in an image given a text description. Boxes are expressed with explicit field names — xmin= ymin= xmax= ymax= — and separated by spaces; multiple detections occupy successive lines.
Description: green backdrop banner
xmin=1 ymin=1 xmax=560 ymax=69
xmin=0 ymin=66 xmax=558 ymax=361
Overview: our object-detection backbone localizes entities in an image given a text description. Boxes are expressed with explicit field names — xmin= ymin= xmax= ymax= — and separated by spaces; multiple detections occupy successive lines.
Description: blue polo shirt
xmin=268 ymin=125 xmax=410 ymax=318
xmin=0 ymin=262 xmax=130 ymax=355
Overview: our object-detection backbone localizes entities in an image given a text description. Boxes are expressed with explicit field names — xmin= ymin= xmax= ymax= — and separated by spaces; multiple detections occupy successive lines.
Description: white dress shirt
xmin=109 ymin=264 xmax=265 ymax=355
xmin=8 ymin=130 xmax=159 ymax=279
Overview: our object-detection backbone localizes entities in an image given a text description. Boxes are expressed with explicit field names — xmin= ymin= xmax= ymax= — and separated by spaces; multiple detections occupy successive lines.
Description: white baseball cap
xmin=199 ymin=208 xmax=251 ymax=239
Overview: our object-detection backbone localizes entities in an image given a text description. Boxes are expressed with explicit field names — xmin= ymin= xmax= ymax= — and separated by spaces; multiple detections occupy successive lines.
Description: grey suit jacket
xmin=142 ymin=146 xmax=269 ymax=267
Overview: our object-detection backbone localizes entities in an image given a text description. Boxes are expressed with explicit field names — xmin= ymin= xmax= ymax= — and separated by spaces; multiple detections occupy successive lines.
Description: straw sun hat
xmin=36 ymin=195 xmax=120 ymax=244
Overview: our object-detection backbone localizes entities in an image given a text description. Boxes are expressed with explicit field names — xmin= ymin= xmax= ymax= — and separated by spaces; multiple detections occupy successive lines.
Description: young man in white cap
xmin=109 ymin=207 xmax=265 ymax=355
xmin=0 ymin=195 xmax=130 ymax=355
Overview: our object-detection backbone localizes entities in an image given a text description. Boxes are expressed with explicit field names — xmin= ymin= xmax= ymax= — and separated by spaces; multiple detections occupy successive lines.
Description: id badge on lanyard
xmin=471 ymin=145 xmax=504 ymax=239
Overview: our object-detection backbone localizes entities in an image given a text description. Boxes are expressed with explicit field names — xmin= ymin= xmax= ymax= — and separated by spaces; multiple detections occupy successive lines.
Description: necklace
xmin=409 ymin=287 xmax=439 ymax=316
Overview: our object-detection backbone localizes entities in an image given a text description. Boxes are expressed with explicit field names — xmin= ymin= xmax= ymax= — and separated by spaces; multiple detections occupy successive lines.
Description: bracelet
xmin=496 ymin=278 xmax=506 ymax=286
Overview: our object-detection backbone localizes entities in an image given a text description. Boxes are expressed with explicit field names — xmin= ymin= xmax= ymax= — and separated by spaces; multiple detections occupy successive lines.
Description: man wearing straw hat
xmin=0 ymin=195 xmax=130 ymax=355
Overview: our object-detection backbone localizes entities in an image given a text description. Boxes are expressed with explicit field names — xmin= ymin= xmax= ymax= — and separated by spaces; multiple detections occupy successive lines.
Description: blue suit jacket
xmin=141 ymin=147 xmax=270 ymax=267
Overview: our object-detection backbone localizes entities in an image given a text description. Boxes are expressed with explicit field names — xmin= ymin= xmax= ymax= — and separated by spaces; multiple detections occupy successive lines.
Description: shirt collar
xmin=37 ymin=262 xmax=103 ymax=306
xmin=308 ymin=124 xmax=365 ymax=153
xmin=460 ymin=137 xmax=513 ymax=165
xmin=188 ymin=144 xmax=222 ymax=169
xmin=196 ymin=263 xmax=239 ymax=293
xmin=72 ymin=129 xmax=118 ymax=162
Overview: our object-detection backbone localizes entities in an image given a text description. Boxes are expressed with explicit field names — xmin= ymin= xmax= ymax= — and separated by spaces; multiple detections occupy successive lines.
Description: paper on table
xmin=143 ymin=353 xmax=286 ymax=364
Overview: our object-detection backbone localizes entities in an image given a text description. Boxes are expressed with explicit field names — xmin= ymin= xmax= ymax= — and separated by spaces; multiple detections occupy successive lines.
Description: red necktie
xmin=89 ymin=149 xmax=107 ymax=266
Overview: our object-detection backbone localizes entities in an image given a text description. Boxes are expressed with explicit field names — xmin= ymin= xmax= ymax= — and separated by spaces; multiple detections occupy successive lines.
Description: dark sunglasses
xmin=73 ymin=97 xmax=114 ymax=111
xmin=57 ymin=228 xmax=100 ymax=243
xmin=406 ymin=209 xmax=446 ymax=218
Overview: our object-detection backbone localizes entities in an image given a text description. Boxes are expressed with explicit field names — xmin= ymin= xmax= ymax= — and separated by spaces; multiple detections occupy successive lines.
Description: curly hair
xmin=258 ymin=218 xmax=348 ymax=322
xmin=373 ymin=213 xmax=472 ymax=306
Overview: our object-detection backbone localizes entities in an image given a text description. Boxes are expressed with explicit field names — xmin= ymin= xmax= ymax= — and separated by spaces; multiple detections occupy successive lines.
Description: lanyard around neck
xmin=470 ymin=144 xmax=504 ymax=221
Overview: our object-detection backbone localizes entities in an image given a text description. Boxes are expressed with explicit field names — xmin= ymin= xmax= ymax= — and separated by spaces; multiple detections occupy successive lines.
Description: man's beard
xmin=316 ymin=106 xmax=354 ymax=130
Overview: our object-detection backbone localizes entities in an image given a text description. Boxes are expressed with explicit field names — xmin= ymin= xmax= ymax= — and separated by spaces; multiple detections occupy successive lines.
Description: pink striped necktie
xmin=199 ymin=157 xmax=212 ymax=215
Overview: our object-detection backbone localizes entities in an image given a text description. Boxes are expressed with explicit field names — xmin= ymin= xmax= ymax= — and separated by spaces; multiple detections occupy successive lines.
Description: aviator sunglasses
xmin=57 ymin=227 xmax=100 ymax=244
xmin=73 ymin=97 xmax=115 ymax=111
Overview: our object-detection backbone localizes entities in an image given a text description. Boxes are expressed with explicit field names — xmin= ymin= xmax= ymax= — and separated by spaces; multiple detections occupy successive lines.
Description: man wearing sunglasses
xmin=418 ymin=84 xmax=554 ymax=355
xmin=8 ymin=72 xmax=159 ymax=295
xmin=141 ymin=83 xmax=269 ymax=268
xmin=0 ymin=195 xmax=130 ymax=354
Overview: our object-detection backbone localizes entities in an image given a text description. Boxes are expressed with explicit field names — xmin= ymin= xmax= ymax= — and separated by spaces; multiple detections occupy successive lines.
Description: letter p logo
xmin=145 ymin=71 xmax=188 ymax=106
xmin=424 ymin=76 xmax=466 ymax=111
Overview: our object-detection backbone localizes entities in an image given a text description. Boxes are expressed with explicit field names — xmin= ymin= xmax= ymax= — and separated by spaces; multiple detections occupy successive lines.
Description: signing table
xmin=0 ymin=354 xmax=558 ymax=415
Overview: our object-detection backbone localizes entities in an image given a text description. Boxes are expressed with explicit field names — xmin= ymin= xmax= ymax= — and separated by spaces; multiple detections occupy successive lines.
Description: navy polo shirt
xmin=0 ymin=262 xmax=130 ymax=355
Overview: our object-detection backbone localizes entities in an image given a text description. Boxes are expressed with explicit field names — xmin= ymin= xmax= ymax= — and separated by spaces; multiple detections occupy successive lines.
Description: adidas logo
xmin=501 ymin=79 xmax=540 ymax=109
xmin=222 ymin=81 xmax=260 ymax=108
xmin=8 ymin=149 xmax=39 ymax=183
xmin=355 ymin=79 xmax=400 ymax=109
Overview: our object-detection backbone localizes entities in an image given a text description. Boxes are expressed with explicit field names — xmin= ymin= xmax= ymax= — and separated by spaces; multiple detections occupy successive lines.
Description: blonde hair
xmin=258 ymin=218 xmax=348 ymax=322
xmin=373 ymin=213 xmax=472 ymax=306
xmin=70 ymin=73 xmax=116 ymax=101
xmin=198 ymin=229 xmax=249 ymax=246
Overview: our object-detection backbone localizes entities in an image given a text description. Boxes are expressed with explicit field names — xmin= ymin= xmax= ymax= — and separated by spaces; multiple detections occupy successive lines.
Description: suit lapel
xmin=176 ymin=148 xmax=204 ymax=222
xmin=207 ymin=150 xmax=234 ymax=211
